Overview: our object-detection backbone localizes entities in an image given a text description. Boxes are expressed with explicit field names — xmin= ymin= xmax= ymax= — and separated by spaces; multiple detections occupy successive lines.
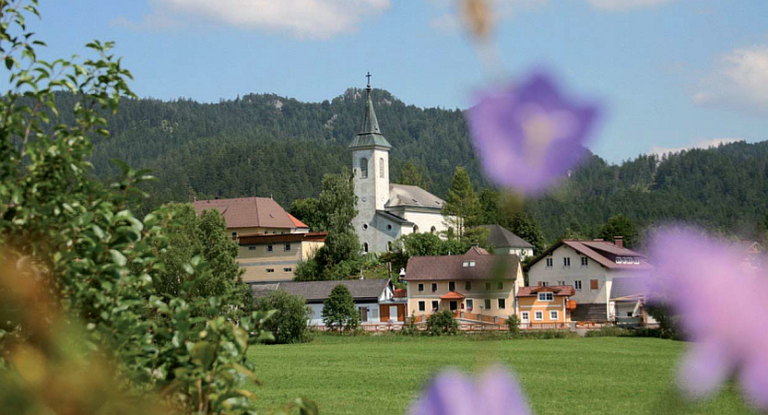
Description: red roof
xmin=404 ymin=247 xmax=520 ymax=282
xmin=237 ymin=232 xmax=327 ymax=245
xmin=393 ymin=288 xmax=407 ymax=298
xmin=440 ymin=291 xmax=466 ymax=300
xmin=194 ymin=197 xmax=298 ymax=230
xmin=526 ymin=239 xmax=653 ymax=271
xmin=287 ymin=213 xmax=309 ymax=229
xmin=517 ymin=285 xmax=575 ymax=297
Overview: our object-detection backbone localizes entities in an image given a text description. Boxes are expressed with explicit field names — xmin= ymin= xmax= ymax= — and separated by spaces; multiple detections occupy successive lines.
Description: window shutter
xmin=590 ymin=279 xmax=599 ymax=290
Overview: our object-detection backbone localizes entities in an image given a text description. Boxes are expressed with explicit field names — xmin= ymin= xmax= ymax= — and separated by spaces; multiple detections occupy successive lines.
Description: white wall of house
xmin=528 ymin=245 xmax=610 ymax=306
xmin=503 ymin=247 xmax=534 ymax=258
xmin=307 ymin=302 xmax=382 ymax=326
xmin=399 ymin=209 xmax=450 ymax=235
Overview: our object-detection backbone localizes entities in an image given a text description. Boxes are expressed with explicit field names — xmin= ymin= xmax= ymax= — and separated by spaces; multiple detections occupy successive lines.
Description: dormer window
xmin=462 ymin=261 xmax=476 ymax=268
xmin=538 ymin=292 xmax=554 ymax=302
xmin=633 ymin=257 xmax=640 ymax=264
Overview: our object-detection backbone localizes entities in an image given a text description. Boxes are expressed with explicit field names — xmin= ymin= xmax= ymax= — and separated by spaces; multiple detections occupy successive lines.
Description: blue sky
xmin=32 ymin=0 xmax=768 ymax=162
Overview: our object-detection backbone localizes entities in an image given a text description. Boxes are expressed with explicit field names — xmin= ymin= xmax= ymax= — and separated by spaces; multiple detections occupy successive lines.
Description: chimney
xmin=614 ymin=236 xmax=624 ymax=249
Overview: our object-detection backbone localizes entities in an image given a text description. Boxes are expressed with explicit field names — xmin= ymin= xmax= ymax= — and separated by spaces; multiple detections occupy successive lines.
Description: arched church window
xmin=360 ymin=158 xmax=368 ymax=179
xmin=379 ymin=157 xmax=385 ymax=178
xmin=413 ymin=225 xmax=419 ymax=234
xmin=430 ymin=226 xmax=437 ymax=234
xmin=363 ymin=242 xmax=369 ymax=253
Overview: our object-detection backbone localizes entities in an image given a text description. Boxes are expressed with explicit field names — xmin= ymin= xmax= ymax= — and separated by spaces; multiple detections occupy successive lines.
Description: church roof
xmin=376 ymin=210 xmax=414 ymax=225
xmin=348 ymin=85 xmax=392 ymax=150
xmin=387 ymin=184 xmax=445 ymax=210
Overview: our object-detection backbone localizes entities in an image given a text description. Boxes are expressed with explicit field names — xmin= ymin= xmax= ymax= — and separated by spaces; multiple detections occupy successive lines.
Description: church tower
xmin=350 ymin=74 xmax=392 ymax=253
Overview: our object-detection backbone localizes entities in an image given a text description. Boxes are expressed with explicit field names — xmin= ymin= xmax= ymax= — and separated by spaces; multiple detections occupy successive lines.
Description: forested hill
xmin=53 ymin=90 xmax=768 ymax=241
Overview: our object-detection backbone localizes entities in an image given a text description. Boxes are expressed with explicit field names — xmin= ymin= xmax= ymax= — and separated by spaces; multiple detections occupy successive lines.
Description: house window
xmin=283 ymin=268 xmax=292 ymax=272
xmin=484 ymin=299 xmax=492 ymax=309
xmin=485 ymin=282 xmax=491 ymax=290
xmin=469 ymin=261 xmax=475 ymax=267
xmin=534 ymin=311 xmax=543 ymax=321
xmin=430 ymin=226 xmax=436 ymax=234
xmin=431 ymin=283 xmax=438 ymax=292
xmin=418 ymin=283 xmax=424 ymax=292
xmin=418 ymin=301 xmax=426 ymax=312
xmin=581 ymin=257 xmax=588 ymax=266
xmin=521 ymin=312 xmax=530 ymax=321
xmin=497 ymin=282 xmax=503 ymax=290
xmin=267 ymin=244 xmax=273 ymax=252
xmin=360 ymin=157 xmax=368 ymax=178
xmin=538 ymin=292 xmax=554 ymax=302
xmin=231 ymin=232 xmax=238 ymax=240
xmin=284 ymin=243 xmax=291 ymax=252
xmin=634 ymin=257 xmax=640 ymax=265
xmin=545 ymin=258 xmax=553 ymax=268
xmin=465 ymin=281 xmax=472 ymax=291
xmin=498 ymin=298 xmax=506 ymax=309
xmin=563 ymin=257 xmax=571 ymax=267
xmin=363 ymin=243 xmax=369 ymax=253
xmin=266 ymin=268 xmax=275 ymax=273
xmin=413 ymin=225 xmax=419 ymax=233
xmin=466 ymin=299 xmax=474 ymax=310
xmin=379 ymin=157 xmax=385 ymax=178
xmin=574 ymin=280 xmax=582 ymax=290
xmin=248 ymin=246 xmax=256 ymax=251
xmin=591 ymin=279 xmax=599 ymax=290
xmin=387 ymin=242 xmax=392 ymax=252
xmin=449 ymin=281 xmax=456 ymax=292
xmin=550 ymin=310 xmax=559 ymax=320
xmin=538 ymin=281 xmax=549 ymax=287
xmin=557 ymin=281 xmax=565 ymax=286
xmin=449 ymin=301 xmax=458 ymax=311
xmin=431 ymin=300 xmax=439 ymax=311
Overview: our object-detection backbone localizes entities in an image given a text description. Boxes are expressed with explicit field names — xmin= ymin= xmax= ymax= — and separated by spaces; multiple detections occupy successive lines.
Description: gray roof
xmin=252 ymin=279 xmax=391 ymax=303
xmin=479 ymin=225 xmax=534 ymax=249
xmin=348 ymin=87 xmax=392 ymax=150
xmin=610 ymin=278 xmax=647 ymax=300
xmin=387 ymin=184 xmax=445 ymax=210
xmin=376 ymin=210 xmax=413 ymax=225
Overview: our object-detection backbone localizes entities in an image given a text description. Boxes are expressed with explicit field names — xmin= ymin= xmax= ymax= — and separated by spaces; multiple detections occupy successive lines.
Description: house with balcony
xmin=526 ymin=237 xmax=653 ymax=322
xmin=515 ymin=285 xmax=576 ymax=328
xmin=403 ymin=246 xmax=524 ymax=322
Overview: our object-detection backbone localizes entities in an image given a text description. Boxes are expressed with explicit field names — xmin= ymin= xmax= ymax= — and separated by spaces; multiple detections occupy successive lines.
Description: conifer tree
xmin=442 ymin=167 xmax=480 ymax=238
xmin=397 ymin=160 xmax=426 ymax=189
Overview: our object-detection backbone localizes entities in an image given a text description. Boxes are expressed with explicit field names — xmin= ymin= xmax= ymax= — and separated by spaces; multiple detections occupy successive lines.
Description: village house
xmin=403 ymin=247 xmax=524 ymax=322
xmin=515 ymin=285 xmax=575 ymax=328
xmin=252 ymin=279 xmax=405 ymax=326
xmin=609 ymin=277 xmax=657 ymax=327
xmin=350 ymin=79 xmax=451 ymax=254
xmin=194 ymin=196 xmax=325 ymax=283
xmin=478 ymin=224 xmax=535 ymax=258
xmin=526 ymin=237 xmax=653 ymax=322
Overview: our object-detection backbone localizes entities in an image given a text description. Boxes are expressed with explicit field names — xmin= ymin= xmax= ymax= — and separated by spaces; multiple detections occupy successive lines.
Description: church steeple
xmin=349 ymin=73 xmax=392 ymax=150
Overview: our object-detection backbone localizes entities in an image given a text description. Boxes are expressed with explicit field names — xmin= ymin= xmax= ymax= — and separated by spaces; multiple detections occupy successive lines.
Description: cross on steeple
xmin=366 ymin=72 xmax=372 ymax=89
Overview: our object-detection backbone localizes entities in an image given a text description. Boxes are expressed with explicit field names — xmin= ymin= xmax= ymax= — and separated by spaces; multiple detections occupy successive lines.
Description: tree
xmin=506 ymin=315 xmax=521 ymax=337
xmin=502 ymin=210 xmax=546 ymax=254
xmin=600 ymin=214 xmax=639 ymax=248
xmin=254 ymin=290 xmax=313 ymax=344
xmin=398 ymin=160 xmax=426 ymax=188
xmin=321 ymin=285 xmax=360 ymax=331
xmin=478 ymin=188 xmax=500 ymax=225
xmin=289 ymin=197 xmax=323 ymax=231
xmin=442 ymin=167 xmax=481 ymax=237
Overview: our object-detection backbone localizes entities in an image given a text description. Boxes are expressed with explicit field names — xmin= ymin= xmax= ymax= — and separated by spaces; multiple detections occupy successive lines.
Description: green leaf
xmin=109 ymin=249 xmax=127 ymax=267
xmin=190 ymin=340 xmax=216 ymax=369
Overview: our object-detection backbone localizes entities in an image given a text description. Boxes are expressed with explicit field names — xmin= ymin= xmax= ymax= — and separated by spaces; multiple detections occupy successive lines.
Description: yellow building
xmin=194 ymin=196 xmax=323 ymax=283
xmin=515 ymin=286 xmax=576 ymax=329
xmin=403 ymin=247 xmax=524 ymax=322
xmin=237 ymin=233 xmax=326 ymax=283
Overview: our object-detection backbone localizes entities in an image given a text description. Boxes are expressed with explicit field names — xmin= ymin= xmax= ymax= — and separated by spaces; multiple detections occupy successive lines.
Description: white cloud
xmin=121 ymin=0 xmax=391 ymax=39
xmin=649 ymin=138 xmax=744 ymax=157
xmin=693 ymin=45 xmax=768 ymax=115
xmin=584 ymin=0 xmax=681 ymax=11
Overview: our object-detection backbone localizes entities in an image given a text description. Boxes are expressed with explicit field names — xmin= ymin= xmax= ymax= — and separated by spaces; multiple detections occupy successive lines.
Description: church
xmin=350 ymin=78 xmax=451 ymax=254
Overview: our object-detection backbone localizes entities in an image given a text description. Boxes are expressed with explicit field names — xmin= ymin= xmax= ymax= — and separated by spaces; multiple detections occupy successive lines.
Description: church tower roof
xmin=349 ymin=73 xmax=392 ymax=150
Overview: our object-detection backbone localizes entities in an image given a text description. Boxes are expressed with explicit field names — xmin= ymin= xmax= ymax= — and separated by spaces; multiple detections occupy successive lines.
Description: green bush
xmin=254 ymin=290 xmax=313 ymax=344
xmin=518 ymin=330 xmax=578 ymax=340
xmin=400 ymin=312 xmax=421 ymax=336
xmin=506 ymin=315 xmax=520 ymax=337
xmin=585 ymin=326 xmax=630 ymax=337
xmin=426 ymin=310 xmax=459 ymax=336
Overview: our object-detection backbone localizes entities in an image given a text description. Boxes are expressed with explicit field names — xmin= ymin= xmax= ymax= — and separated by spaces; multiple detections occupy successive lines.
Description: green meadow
xmin=248 ymin=335 xmax=756 ymax=415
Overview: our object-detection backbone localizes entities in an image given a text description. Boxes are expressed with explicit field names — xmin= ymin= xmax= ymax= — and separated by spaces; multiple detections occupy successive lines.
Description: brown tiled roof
xmin=238 ymin=232 xmax=327 ymax=245
xmin=440 ymin=291 xmax=466 ymax=300
xmin=525 ymin=239 xmax=653 ymax=271
xmin=193 ymin=197 xmax=297 ymax=229
xmin=287 ymin=213 xmax=309 ymax=229
xmin=516 ymin=285 xmax=575 ymax=297
xmin=403 ymin=247 xmax=520 ymax=281
xmin=393 ymin=288 xmax=407 ymax=298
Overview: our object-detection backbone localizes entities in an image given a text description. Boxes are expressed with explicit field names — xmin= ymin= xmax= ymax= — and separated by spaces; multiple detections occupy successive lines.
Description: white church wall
xmin=401 ymin=210 xmax=450 ymax=235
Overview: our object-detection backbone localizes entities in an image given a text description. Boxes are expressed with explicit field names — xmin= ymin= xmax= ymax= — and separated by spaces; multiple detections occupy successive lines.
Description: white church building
xmin=350 ymin=80 xmax=450 ymax=254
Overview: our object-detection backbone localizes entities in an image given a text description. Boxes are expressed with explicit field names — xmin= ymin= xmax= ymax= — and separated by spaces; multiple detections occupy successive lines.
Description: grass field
xmin=247 ymin=335 xmax=756 ymax=415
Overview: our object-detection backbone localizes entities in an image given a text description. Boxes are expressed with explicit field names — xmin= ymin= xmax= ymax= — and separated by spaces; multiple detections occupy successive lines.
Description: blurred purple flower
xmin=409 ymin=366 xmax=531 ymax=415
xmin=646 ymin=227 xmax=768 ymax=409
xmin=466 ymin=71 xmax=600 ymax=195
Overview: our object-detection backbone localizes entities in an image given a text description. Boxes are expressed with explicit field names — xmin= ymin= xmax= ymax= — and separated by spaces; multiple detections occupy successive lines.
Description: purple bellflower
xmin=409 ymin=366 xmax=531 ymax=415
xmin=467 ymin=71 xmax=601 ymax=195
xmin=645 ymin=227 xmax=768 ymax=409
